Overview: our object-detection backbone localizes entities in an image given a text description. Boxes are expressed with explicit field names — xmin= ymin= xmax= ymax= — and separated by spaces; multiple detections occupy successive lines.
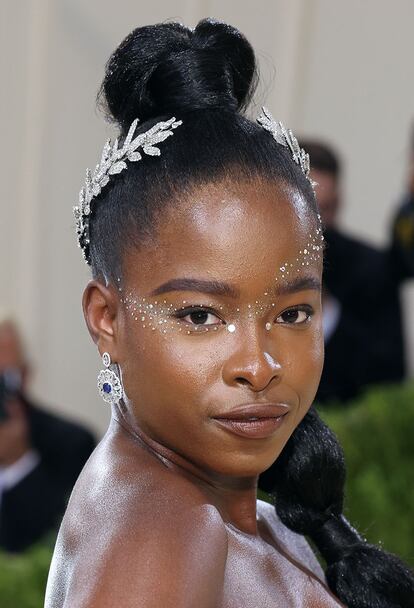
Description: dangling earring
xmin=97 ymin=352 xmax=124 ymax=405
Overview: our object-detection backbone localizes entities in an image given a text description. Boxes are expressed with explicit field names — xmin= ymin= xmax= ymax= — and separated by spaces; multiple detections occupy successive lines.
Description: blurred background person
xmin=389 ymin=124 xmax=414 ymax=280
xmin=0 ymin=315 xmax=96 ymax=553
xmin=301 ymin=140 xmax=414 ymax=404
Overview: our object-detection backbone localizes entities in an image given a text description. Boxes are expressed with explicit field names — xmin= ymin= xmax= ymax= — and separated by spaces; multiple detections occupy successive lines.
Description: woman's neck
xmin=112 ymin=406 xmax=260 ymax=535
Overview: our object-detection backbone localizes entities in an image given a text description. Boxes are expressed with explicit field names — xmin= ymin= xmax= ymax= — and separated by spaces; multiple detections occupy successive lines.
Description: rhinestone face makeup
xmin=278 ymin=226 xmax=324 ymax=279
xmin=120 ymin=221 xmax=324 ymax=336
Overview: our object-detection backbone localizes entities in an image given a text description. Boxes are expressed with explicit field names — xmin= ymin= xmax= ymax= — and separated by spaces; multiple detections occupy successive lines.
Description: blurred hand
xmin=0 ymin=398 xmax=31 ymax=466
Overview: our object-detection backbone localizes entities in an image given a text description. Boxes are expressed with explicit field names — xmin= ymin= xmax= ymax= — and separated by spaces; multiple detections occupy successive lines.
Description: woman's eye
xmin=186 ymin=310 xmax=220 ymax=325
xmin=175 ymin=308 xmax=223 ymax=326
xmin=276 ymin=307 xmax=313 ymax=325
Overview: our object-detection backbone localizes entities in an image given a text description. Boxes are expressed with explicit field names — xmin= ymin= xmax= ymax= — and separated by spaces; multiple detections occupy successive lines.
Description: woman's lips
xmin=212 ymin=403 xmax=289 ymax=439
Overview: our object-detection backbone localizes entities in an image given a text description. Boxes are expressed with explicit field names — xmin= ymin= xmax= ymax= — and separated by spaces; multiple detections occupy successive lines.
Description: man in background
xmin=0 ymin=316 xmax=96 ymax=552
xmin=303 ymin=139 xmax=414 ymax=404
xmin=390 ymin=126 xmax=414 ymax=280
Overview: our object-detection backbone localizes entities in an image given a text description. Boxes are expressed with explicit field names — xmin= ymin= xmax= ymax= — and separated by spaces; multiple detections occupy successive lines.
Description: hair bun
xmin=100 ymin=18 xmax=257 ymax=131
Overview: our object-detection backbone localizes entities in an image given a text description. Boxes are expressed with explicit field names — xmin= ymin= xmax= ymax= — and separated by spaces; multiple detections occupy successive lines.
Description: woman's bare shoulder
xmin=45 ymin=438 xmax=228 ymax=607
xmin=256 ymin=498 xmax=325 ymax=582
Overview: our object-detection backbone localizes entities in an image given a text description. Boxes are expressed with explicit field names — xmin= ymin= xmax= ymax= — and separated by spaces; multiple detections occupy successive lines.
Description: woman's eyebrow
xmin=150 ymin=275 xmax=321 ymax=298
xmin=276 ymin=275 xmax=322 ymax=295
xmin=150 ymin=278 xmax=239 ymax=298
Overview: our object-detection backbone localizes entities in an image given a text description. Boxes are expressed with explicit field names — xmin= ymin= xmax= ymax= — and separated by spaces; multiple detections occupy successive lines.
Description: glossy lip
xmin=211 ymin=403 xmax=290 ymax=439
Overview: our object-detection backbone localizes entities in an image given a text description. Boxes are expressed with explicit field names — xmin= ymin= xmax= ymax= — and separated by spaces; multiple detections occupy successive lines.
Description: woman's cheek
xmin=125 ymin=333 xmax=217 ymax=401
xmin=301 ymin=330 xmax=325 ymax=400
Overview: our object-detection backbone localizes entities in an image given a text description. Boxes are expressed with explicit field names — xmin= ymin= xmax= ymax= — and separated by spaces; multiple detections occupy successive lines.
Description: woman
xmin=45 ymin=19 xmax=414 ymax=607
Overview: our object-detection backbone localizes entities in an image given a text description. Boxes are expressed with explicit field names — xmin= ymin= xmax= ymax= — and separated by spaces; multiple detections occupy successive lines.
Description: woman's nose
xmin=221 ymin=329 xmax=282 ymax=391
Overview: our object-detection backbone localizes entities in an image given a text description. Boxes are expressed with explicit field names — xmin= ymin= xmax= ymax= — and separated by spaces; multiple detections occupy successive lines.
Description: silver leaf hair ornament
xmin=74 ymin=116 xmax=183 ymax=264
xmin=257 ymin=107 xmax=314 ymax=189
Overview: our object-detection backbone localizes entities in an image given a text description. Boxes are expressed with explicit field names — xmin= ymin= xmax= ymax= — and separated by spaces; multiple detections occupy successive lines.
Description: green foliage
xmin=318 ymin=380 xmax=414 ymax=566
xmin=0 ymin=538 xmax=54 ymax=608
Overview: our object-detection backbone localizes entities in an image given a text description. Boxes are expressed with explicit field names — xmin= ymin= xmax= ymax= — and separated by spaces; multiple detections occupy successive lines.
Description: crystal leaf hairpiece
xmin=257 ymin=107 xmax=314 ymax=188
xmin=75 ymin=108 xmax=315 ymax=264
xmin=74 ymin=116 xmax=183 ymax=264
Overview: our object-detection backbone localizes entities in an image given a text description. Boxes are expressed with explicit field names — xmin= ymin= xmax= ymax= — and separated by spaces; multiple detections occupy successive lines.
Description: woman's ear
xmin=82 ymin=280 xmax=120 ymax=359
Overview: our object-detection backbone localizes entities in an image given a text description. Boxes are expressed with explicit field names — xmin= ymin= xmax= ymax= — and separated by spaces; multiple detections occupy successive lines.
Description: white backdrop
xmin=1 ymin=0 xmax=413 ymax=435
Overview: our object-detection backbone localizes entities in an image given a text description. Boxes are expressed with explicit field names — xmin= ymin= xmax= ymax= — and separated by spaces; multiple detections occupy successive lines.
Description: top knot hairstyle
xmin=101 ymin=20 xmax=257 ymax=129
xmin=87 ymin=19 xmax=414 ymax=606
xmin=87 ymin=18 xmax=315 ymax=278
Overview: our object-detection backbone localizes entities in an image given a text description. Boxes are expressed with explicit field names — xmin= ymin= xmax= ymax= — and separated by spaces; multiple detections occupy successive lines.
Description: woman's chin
xmin=207 ymin=452 xmax=282 ymax=481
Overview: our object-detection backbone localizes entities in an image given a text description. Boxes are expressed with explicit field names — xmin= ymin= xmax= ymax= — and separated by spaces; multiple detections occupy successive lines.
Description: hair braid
xmin=269 ymin=406 xmax=414 ymax=607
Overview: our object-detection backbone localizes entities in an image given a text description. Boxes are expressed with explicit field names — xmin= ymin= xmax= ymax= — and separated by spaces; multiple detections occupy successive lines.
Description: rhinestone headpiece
xmin=257 ymin=107 xmax=314 ymax=188
xmin=74 ymin=108 xmax=314 ymax=264
xmin=74 ymin=116 xmax=183 ymax=264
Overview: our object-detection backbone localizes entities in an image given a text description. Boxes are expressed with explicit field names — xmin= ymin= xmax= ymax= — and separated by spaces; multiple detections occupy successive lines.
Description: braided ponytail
xmin=267 ymin=406 xmax=414 ymax=607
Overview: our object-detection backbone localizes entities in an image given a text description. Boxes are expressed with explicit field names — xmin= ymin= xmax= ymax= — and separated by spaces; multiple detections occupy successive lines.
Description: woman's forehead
xmin=167 ymin=178 xmax=310 ymax=235
xmin=125 ymin=180 xmax=320 ymax=285
xmin=123 ymin=183 xmax=323 ymax=301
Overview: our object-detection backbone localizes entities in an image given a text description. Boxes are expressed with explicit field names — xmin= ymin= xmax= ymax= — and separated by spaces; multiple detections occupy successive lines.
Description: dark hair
xmin=88 ymin=18 xmax=316 ymax=279
xmin=300 ymin=140 xmax=341 ymax=178
xmin=269 ymin=406 xmax=414 ymax=607
xmin=90 ymin=18 xmax=414 ymax=606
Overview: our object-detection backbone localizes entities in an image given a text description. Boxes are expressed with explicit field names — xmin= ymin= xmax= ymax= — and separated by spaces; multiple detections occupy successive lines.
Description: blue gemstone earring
xmin=97 ymin=352 xmax=124 ymax=405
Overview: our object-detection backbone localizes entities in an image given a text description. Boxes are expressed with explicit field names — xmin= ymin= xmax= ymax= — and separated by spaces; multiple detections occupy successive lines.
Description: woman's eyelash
xmin=172 ymin=304 xmax=314 ymax=327
xmin=277 ymin=304 xmax=314 ymax=325
xmin=172 ymin=306 xmax=223 ymax=325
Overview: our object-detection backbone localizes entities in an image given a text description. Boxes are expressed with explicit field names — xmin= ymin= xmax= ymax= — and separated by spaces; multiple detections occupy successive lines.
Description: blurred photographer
xmin=300 ymin=140 xmax=414 ymax=403
xmin=390 ymin=123 xmax=414 ymax=280
xmin=0 ymin=316 xmax=96 ymax=552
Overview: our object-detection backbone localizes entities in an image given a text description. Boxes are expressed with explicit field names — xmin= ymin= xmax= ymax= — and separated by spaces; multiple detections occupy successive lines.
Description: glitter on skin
xmin=120 ymin=221 xmax=324 ymax=335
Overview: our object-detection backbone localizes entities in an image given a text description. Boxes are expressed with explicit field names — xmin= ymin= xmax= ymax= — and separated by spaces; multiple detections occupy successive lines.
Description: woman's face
xmin=116 ymin=178 xmax=324 ymax=479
